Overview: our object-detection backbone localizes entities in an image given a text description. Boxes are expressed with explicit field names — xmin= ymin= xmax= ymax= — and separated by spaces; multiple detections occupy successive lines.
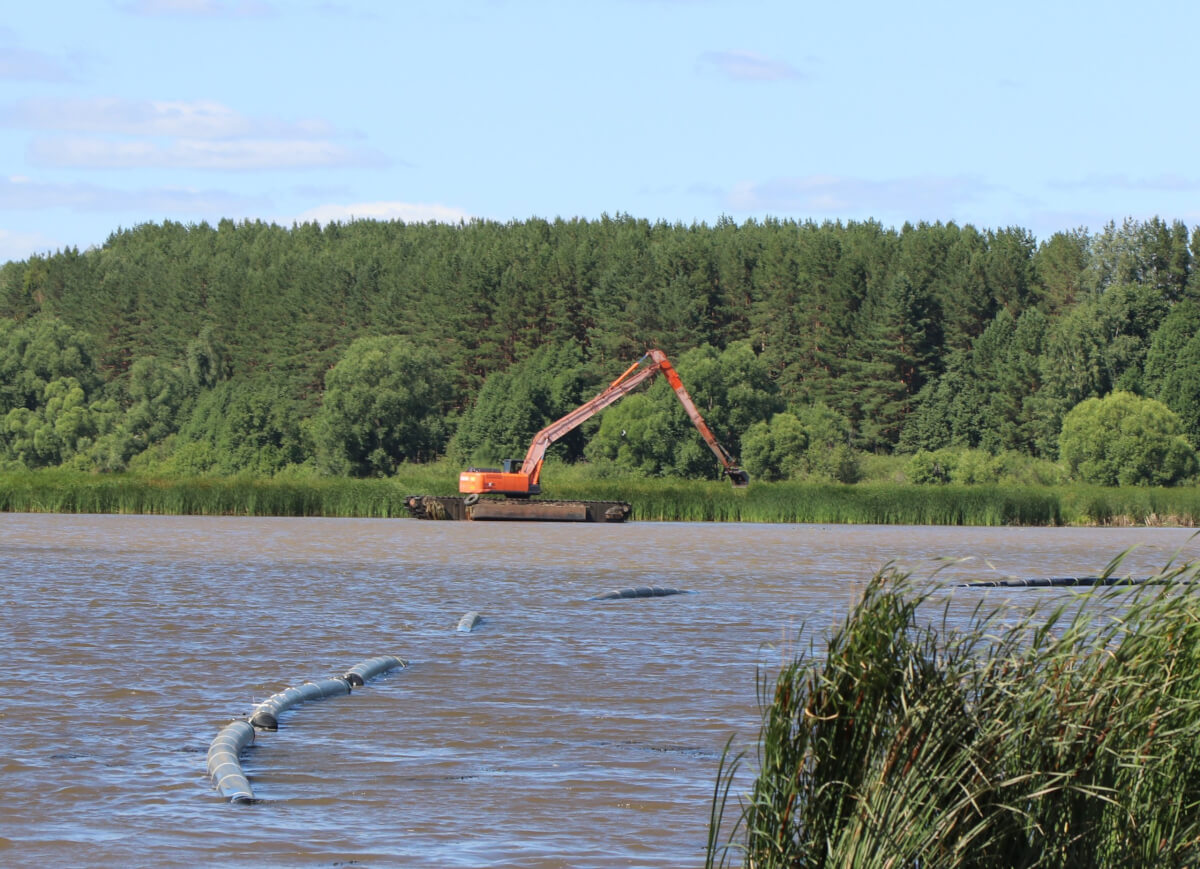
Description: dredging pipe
xmin=249 ymin=677 xmax=352 ymax=731
xmin=207 ymin=719 xmax=257 ymax=803
xmin=344 ymin=654 xmax=407 ymax=687
xmin=589 ymin=586 xmax=691 ymax=601
xmin=208 ymin=655 xmax=409 ymax=802
xmin=457 ymin=611 xmax=482 ymax=633
xmin=958 ymin=576 xmax=1149 ymax=588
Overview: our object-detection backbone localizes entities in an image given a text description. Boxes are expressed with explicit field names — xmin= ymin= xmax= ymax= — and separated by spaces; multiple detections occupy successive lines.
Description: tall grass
xmin=552 ymin=480 xmax=1065 ymax=525
xmin=4 ymin=468 xmax=1200 ymax=525
xmin=708 ymin=561 xmax=1200 ymax=867
xmin=0 ymin=470 xmax=425 ymax=517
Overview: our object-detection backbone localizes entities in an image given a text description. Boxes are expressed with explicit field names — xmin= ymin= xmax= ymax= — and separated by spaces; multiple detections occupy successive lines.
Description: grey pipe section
xmin=250 ymin=677 xmax=351 ymax=731
xmin=959 ymin=576 xmax=1149 ymax=588
xmin=343 ymin=654 xmax=407 ymax=687
xmin=207 ymin=719 xmax=256 ymax=803
xmin=589 ymin=586 xmax=690 ymax=601
xmin=457 ymin=611 xmax=482 ymax=632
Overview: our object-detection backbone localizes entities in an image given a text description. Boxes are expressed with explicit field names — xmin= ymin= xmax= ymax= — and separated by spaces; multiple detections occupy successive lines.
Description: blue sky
xmin=2 ymin=0 xmax=1198 ymax=264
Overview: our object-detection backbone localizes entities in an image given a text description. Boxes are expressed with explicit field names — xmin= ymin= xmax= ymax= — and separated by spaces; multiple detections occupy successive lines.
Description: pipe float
xmin=343 ymin=654 xmax=407 ymax=687
xmin=457 ymin=611 xmax=482 ymax=632
xmin=958 ymin=576 xmax=1149 ymax=588
xmin=589 ymin=586 xmax=690 ymax=601
xmin=208 ymin=654 xmax=407 ymax=802
xmin=207 ymin=719 xmax=256 ymax=803
xmin=250 ymin=677 xmax=351 ymax=731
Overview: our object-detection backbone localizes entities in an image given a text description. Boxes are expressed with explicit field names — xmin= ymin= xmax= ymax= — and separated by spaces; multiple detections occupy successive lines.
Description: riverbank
xmin=3 ymin=470 xmax=1200 ymax=526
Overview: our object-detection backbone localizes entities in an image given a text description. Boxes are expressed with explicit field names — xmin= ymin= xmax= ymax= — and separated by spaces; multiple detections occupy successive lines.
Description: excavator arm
xmin=459 ymin=349 xmax=750 ymax=496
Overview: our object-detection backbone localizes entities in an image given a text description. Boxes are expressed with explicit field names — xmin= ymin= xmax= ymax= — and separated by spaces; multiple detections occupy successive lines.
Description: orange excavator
xmin=458 ymin=349 xmax=751 ymax=498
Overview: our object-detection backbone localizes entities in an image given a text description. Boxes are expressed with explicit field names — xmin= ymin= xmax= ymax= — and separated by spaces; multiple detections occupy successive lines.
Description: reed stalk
xmin=709 ymin=560 xmax=1200 ymax=867
xmin=3 ymin=469 xmax=1200 ymax=526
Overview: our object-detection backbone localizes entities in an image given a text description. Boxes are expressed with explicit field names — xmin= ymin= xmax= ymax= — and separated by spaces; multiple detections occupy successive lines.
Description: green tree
xmin=175 ymin=376 xmax=308 ymax=476
xmin=448 ymin=342 xmax=590 ymax=466
xmin=310 ymin=336 xmax=455 ymax=476
xmin=2 ymin=376 xmax=120 ymax=468
xmin=0 ymin=316 xmax=101 ymax=414
xmin=1033 ymin=228 xmax=1088 ymax=314
xmin=584 ymin=341 xmax=778 ymax=478
xmin=742 ymin=403 xmax=858 ymax=482
xmin=1058 ymin=391 xmax=1197 ymax=486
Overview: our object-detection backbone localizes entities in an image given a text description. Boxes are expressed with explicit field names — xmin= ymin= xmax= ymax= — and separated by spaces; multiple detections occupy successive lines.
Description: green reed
xmin=4 ymin=468 xmax=1200 ymax=525
xmin=708 ymin=561 xmax=1200 ymax=868
xmin=0 ymin=470 xmax=421 ymax=517
xmin=551 ymin=479 xmax=1066 ymax=525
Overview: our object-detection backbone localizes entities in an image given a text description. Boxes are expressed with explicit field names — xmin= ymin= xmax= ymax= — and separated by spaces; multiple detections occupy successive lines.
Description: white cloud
xmin=1048 ymin=173 xmax=1200 ymax=193
xmin=28 ymin=137 xmax=389 ymax=170
xmin=0 ymin=227 xmax=63 ymax=263
xmin=698 ymin=50 xmax=805 ymax=82
xmin=726 ymin=174 xmax=992 ymax=217
xmin=0 ymin=174 xmax=269 ymax=213
xmin=287 ymin=201 xmax=473 ymax=225
xmin=0 ymin=27 xmax=79 ymax=83
xmin=2 ymin=97 xmax=335 ymax=139
xmin=118 ymin=0 xmax=276 ymax=17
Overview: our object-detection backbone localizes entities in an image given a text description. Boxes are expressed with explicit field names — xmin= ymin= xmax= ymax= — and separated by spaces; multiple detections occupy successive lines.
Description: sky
xmin=2 ymin=0 xmax=1199 ymax=264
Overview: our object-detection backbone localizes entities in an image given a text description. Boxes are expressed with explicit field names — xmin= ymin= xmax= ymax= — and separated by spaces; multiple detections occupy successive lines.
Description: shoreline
xmin=3 ymin=471 xmax=1199 ymax=527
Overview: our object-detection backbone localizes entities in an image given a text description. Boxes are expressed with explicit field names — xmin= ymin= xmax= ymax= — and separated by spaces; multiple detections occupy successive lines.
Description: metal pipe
xmin=207 ymin=719 xmax=256 ymax=803
xmin=456 ymin=611 xmax=482 ymax=632
xmin=343 ymin=654 xmax=407 ymax=687
xmin=250 ymin=677 xmax=351 ymax=731
xmin=589 ymin=586 xmax=691 ymax=601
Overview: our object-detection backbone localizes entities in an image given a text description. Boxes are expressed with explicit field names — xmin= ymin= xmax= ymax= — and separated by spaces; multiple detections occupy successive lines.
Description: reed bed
xmin=1059 ymin=485 xmax=1200 ymax=527
xmin=0 ymin=471 xmax=422 ymax=517
xmin=3 ymin=469 xmax=1200 ymax=525
xmin=553 ymin=480 xmax=1065 ymax=526
xmin=708 ymin=562 xmax=1200 ymax=868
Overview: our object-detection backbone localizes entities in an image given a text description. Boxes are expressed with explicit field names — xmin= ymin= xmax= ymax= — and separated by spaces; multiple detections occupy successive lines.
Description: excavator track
xmin=404 ymin=495 xmax=631 ymax=523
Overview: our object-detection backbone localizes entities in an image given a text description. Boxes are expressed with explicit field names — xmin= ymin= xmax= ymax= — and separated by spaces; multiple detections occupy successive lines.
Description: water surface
xmin=2 ymin=514 xmax=1195 ymax=867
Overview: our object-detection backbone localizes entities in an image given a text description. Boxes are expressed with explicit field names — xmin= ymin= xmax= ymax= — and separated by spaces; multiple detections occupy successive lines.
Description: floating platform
xmin=404 ymin=495 xmax=631 ymax=523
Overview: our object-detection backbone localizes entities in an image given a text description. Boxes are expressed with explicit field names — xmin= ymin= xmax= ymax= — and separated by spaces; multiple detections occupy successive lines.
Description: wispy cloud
xmin=1049 ymin=173 xmax=1200 ymax=193
xmin=285 ymin=200 xmax=472 ymax=225
xmin=118 ymin=0 xmax=276 ymax=18
xmin=28 ymin=137 xmax=389 ymax=170
xmin=698 ymin=50 xmax=806 ymax=82
xmin=0 ymin=174 xmax=269 ymax=213
xmin=0 ymin=227 xmax=63 ymax=262
xmin=726 ymin=174 xmax=993 ymax=216
xmin=4 ymin=97 xmax=388 ymax=171
xmin=1 ymin=97 xmax=335 ymax=139
xmin=0 ymin=27 xmax=81 ymax=83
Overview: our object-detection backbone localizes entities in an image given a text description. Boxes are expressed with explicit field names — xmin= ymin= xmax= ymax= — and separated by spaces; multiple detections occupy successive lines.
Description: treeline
xmin=1 ymin=214 xmax=1198 ymax=485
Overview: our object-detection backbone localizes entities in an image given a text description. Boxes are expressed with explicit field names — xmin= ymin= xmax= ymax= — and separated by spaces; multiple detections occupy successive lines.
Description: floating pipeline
xmin=457 ymin=611 xmax=482 ymax=632
xmin=207 ymin=719 xmax=256 ymax=803
xmin=207 ymin=654 xmax=408 ymax=803
xmin=958 ymin=576 xmax=1152 ymax=588
xmin=589 ymin=586 xmax=692 ymax=601
xmin=249 ymin=677 xmax=352 ymax=731
xmin=343 ymin=654 xmax=407 ymax=687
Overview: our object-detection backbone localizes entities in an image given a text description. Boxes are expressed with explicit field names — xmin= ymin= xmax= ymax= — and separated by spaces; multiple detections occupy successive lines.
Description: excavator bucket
xmin=727 ymin=468 xmax=751 ymax=488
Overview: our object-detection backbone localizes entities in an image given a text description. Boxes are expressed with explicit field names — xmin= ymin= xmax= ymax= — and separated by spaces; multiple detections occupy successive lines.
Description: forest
xmin=1 ymin=214 xmax=1198 ymax=488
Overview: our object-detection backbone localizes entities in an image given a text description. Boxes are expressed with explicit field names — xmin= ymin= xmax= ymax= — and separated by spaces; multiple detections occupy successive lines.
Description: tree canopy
xmin=1 ymin=214 xmax=1198 ymax=485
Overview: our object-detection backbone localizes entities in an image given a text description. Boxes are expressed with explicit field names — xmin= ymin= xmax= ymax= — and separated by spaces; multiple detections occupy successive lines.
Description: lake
xmin=2 ymin=514 xmax=1196 ymax=867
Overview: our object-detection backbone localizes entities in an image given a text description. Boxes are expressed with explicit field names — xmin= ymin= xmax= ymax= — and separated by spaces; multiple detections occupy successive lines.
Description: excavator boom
xmin=459 ymin=349 xmax=750 ymax=496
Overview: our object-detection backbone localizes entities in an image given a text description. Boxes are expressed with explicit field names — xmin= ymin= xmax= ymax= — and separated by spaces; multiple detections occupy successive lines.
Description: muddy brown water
xmin=2 ymin=514 xmax=1197 ymax=867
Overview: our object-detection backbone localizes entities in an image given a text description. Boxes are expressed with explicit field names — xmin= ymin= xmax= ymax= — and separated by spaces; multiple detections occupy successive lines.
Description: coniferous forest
xmin=2 ymin=214 xmax=1199 ymax=489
